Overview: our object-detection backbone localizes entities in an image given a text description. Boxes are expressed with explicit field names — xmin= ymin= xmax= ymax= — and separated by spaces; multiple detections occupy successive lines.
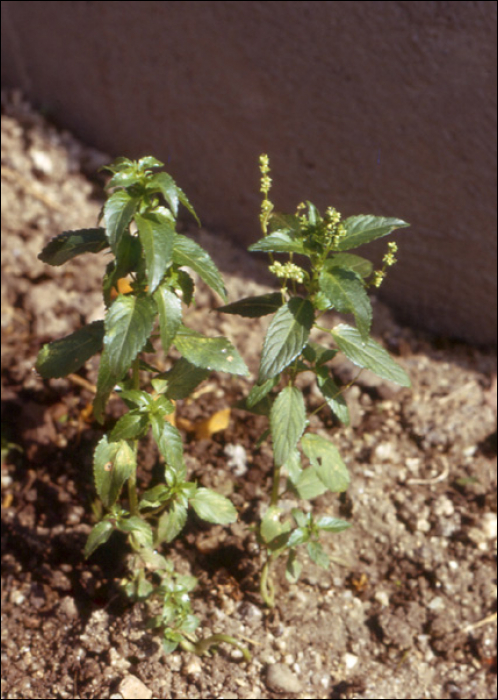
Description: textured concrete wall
xmin=2 ymin=1 xmax=496 ymax=345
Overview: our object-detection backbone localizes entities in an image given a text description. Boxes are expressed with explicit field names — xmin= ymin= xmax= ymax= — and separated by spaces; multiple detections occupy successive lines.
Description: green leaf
xmin=246 ymin=376 xmax=280 ymax=408
xmin=336 ymin=215 xmax=409 ymax=251
xmin=38 ymin=228 xmax=108 ymax=265
xmin=270 ymin=387 xmax=306 ymax=467
xmin=174 ymin=326 xmax=249 ymax=375
xmin=122 ymin=517 xmax=154 ymax=550
xmin=301 ymin=433 xmax=350 ymax=492
xmin=316 ymin=367 xmax=350 ymax=425
xmin=302 ymin=342 xmax=338 ymax=366
xmin=93 ymin=347 xmax=119 ymax=424
xmin=326 ymin=253 xmax=373 ymax=278
xmin=287 ymin=527 xmax=310 ymax=548
xmin=154 ymin=285 xmax=182 ymax=353
xmin=36 ymin=321 xmax=105 ymax=379
xmin=190 ymin=488 xmax=237 ymax=525
xmin=110 ymin=410 xmax=150 ymax=441
xmin=150 ymin=417 xmax=185 ymax=472
xmin=318 ymin=267 xmax=372 ymax=339
xmin=307 ymin=540 xmax=329 ymax=569
xmin=161 ymin=358 xmax=210 ymax=400
xmin=218 ymin=292 xmax=284 ymax=318
xmin=315 ymin=516 xmax=352 ymax=533
xmin=172 ymin=235 xmax=226 ymax=301
xmin=103 ymin=189 xmax=139 ymax=252
xmin=146 ymin=171 xmax=180 ymax=216
xmin=259 ymin=298 xmax=314 ymax=382
xmin=331 ymin=323 xmax=411 ymax=387
xmin=249 ymin=231 xmax=305 ymax=255
xmin=104 ymin=294 xmax=157 ymax=377
xmin=84 ymin=520 xmax=114 ymax=558
xmin=93 ymin=435 xmax=136 ymax=508
xmin=135 ymin=211 xmax=175 ymax=293
xmin=157 ymin=502 xmax=188 ymax=544
xmin=291 ymin=466 xmax=328 ymax=500
xmin=260 ymin=506 xmax=285 ymax=544
xmin=285 ymin=550 xmax=302 ymax=582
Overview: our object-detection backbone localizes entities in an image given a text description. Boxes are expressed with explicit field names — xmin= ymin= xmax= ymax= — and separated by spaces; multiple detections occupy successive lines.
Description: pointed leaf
xmin=172 ymin=235 xmax=226 ymax=301
xmin=190 ymin=488 xmax=237 ymax=525
xmin=218 ymin=292 xmax=284 ymax=318
xmin=38 ymin=229 xmax=108 ymax=266
xmin=326 ymin=253 xmax=373 ymax=278
xmin=93 ymin=436 xmax=136 ymax=508
xmin=315 ymin=516 xmax=352 ymax=533
xmin=153 ymin=285 xmax=182 ymax=353
xmin=93 ymin=347 xmax=120 ymax=424
xmin=331 ymin=323 xmax=411 ymax=387
xmin=146 ymin=171 xmax=179 ymax=216
xmin=157 ymin=502 xmax=188 ymax=544
xmin=174 ymin=326 xmax=249 ymax=375
xmin=36 ymin=321 xmax=105 ymax=379
xmin=270 ymin=387 xmax=306 ymax=467
xmin=135 ymin=211 xmax=175 ymax=293
xmin=316 ymin=367 xmax=350 ymax=425
xmin=292 ymin=466 xmax=328 ymax=499
xmin=246 ymin=376 xmax=280 ymax=408
xmin=259 ymin=298 xmax=314 ymax=382
xmin=307 ymin=540 xmax=329 ymax=568
xmin=150 ymin=416 xmax=185 ymax=472
xmin=84 ymin=520 xmax=114 ymax=558
xmin=110 ymin=410 xmax=150 ymax=441
xmin=249 ymin=231 xmax=305 ymax=255
xmin=319 ymin=267 xmax=372 ymax=339
xmin=161 ymin=358 xmax=210 ymax=400
xmin=301 ymin=433 xmax=350 ymax=492
xmin=260 ymin=506 xmax=285 ymax=544
xmin=104 ymin=295 xmax=157 ymax=377
xmin=103 ymin=189 xmax=139 ymax=251
xmin=336 ymin=215 xmax=409 ymax=251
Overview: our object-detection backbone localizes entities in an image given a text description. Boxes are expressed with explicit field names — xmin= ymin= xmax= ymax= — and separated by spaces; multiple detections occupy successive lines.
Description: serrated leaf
xmin=292 ymin=466 xmax=328 ymax=500
xmin=174 ymin=326 xmax=249 ymax=375
xmin=301 ymin=434 xmax=350 ymax=492
xmin=249 ymin=231 xmax=305 ymax=255
xmin=110 ymin=410 xmax=150 ymax=441
xmin=190 ymin=487 xmax=237 ymax=525
xmin=336 ymin=215 xmax=409 ymax=251
xmin=84 ymin=520 xmax=114 ymax=558
xmin=135 ymin=211 xmax=175 ymax=293
xmin=259 ymin=298 xmax=314 ymax=382
xmin=246 ymin=376 xmax=280 ymax=408
xmin=172 ymin=235 xmax=226 ymax=301
xmin=104 ymin=294 xmax=157 ymax=377
xmin=315 ymin=516 xmax=352 ymax=533
xmin=93 ymin=436 xmax=136 ymax=508
xmin=103 ymin=189 xmax=139 ymax=251
xmin=316 ymin=367 xmax=350 ymax=425
xmin=161 ymin=358 xmax=210 ymax=400
xmin=331 ymin=323 xmax=411 ymax=387
xmin=319 ymin=267 xmax=372 ymax=339
xmin=38 ymin=228 xmax=108 ymax=265
xmin=302 ymin=342 xmax=338 ymax=366
xmin=307 ymin=540 xmax=329 ymax=568
xmin=218 ymin=292 xmax=284 ymax=318
xmin=157 ymin=502 xmax=188 ymax=544
xmin=154 ymin=285 xmax=182 ymax=353
xmin=36 ymin=321 xmax=105 ymax=379
xmin=326 ymin=253 xmax=373 ymax=278
xmin=93 ymin=346 xmax=119 ymax=424
xmin=150 ymin=416 xmax=185 ymax=472
xmin=146 ymin=171 xmax=179 ymax=215
xmin=122 ymin=516 xmax=154 ymax=549
xmin=270 ymin=387 xmax=306 ymax=467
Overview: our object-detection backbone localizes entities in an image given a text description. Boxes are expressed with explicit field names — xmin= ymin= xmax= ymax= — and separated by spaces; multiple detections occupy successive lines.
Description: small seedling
xmin=36 ymin=156 xmax=250 ymax=658
xmin=220 ymin=155 xmax=411 ymax=605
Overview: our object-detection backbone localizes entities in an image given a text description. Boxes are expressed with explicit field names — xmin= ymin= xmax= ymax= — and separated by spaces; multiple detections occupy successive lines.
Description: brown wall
xmin=2 ymin=1 xmax=496 ymax=345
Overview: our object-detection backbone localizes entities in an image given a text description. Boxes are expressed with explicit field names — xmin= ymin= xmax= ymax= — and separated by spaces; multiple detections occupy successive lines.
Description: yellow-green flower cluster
xmin=269 ymin=260 xmax=305 ymax=283
xmin=259 ymin=154 xmax=272 ymax=194
xmin=383 ymin=241 xmax=398 ymax=267
xmin=372 ymin=270 xmax=385 ymax=288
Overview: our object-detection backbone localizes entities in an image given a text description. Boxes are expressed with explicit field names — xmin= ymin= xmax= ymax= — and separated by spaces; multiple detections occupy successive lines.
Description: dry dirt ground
xmin=1 ymin=90 xmax=497 ymax=700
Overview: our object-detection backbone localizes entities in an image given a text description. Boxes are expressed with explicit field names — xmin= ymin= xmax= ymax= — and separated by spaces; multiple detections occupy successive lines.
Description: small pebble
xmin=266 ymin=663 xmax=302 ymax=694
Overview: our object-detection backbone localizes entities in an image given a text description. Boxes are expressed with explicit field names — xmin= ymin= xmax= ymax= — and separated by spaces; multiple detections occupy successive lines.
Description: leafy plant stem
xmin=260 ymin=557 xmax=275 ymax=608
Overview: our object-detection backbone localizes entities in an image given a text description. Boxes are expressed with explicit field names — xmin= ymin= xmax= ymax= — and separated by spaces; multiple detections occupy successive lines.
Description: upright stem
xmin=127 ymin=358 xmax=141 ymax=517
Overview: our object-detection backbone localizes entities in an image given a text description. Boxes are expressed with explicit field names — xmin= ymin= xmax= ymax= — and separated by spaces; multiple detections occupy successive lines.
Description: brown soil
xmin=1 ymin=89 xmax=497 ymax=700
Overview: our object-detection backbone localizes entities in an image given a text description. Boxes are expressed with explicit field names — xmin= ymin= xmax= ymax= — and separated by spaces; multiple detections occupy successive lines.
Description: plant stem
xmin=260 ymin=558 xmax=275 ymax=607
xmin=127 ymin=357 xmax=141 ymax=517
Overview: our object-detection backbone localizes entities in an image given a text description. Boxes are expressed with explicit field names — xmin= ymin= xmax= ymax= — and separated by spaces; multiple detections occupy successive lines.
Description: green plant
xmin=220 ymin=154 xmax=411 ymax=606
xmin=36 ymin=156 xmax=250 ymax=659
